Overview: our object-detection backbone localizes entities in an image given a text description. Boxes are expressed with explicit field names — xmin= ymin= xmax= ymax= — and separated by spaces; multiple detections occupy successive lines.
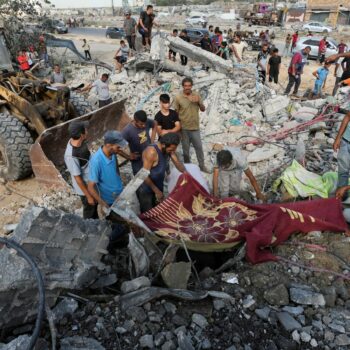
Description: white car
xmin=302 ymin=22 xmax=332 ymax=33
xmin=294 ymin=36 xmax=338 ymax=59
xmin=185 ymin=16 xmax=207 ymax=28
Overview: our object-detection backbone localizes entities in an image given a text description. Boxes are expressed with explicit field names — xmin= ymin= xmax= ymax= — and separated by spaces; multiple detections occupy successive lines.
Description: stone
xmin=247 ymin=145 xmax=281 ymax=163
xmin=161 ymin=262 xmax=191 ymax=289
xmin=213 ymin=299 xmax=226 ymax=311
xmin=335 ymin=334 xmax=350 ymax=346
xmin=52 ymin=298 xmax=78 ymax=323
xmin=300 ymin=331 xmax=311 ymax=342
xmin=139 ymin=334 xmax=154 ymax=348
xmin=226 ymin=346 xmax=237 ymax=350
xmin=60 ymin=336 xmax=105 ymax=350
xmin=255 ymin=307 xmax=270 ymax=321
xmin=328 ymin=322 xmax=345 ymax=333
xmin=282 ymin=306 xmax=304 ymax=316
xmin=324 ymin=330 xmax=335 ymax=342
xmin=116 ymin=327 xmax=127 ymax=334
xmin=164 ymin=302 xmax=177 ymax=315
xmin=161 ymin=340 xmax=176 ymax=350
xmin=201 ymin=339 xmax=212 ymax=349
xmin=292 ymin=330 xmax=300 ymax=343
xmin=291 ymin=106 xmax=318 ymax=122
xmin=192 ymin=313 xmax=209 ymax=328
xmin=289 ymin=287 xmax=326 ymax=306
xmin=264 ymin=284 xmax=289 ymax=306
xmin=242 ymin=295 xmax=256 ymax=309
xmin=310 ymin=339 xmax=318 ymax=348
xmin=264 ymin=95 xmax=290 ymax=118
xmin=121 ymin=276 xmax=151 ymax=294
xmin=277 ymin=312 xmax=302 ymax=332
xmin=154 ymin=333 xmax=165 ymax=347
xmin=177 ymin=331 xmax=195 ymax=350
xmin=125 ymin=306 xmax=147 ymax=323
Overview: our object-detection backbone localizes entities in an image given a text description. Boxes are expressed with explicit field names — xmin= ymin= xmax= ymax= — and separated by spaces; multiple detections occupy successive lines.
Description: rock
xmin=310 ymin=339 xmax=318 ymax=348
xmin=335 ymin=334 xmax=350 ymax=346
xmin=125 ymin=306 xmax=147 ymax=323
xmin=154 ymin=333 xmax=165 ymax=347
xmin=289 ymin=287 xmax=326 ymax=306
xmin=0 ymin=335 xmax=31 ymax=350
xmin=192 ymin=313 xmax=209 ymax=328
xmin=213 ymin=299 xmax=226 ymax=311
xmin=164 ymin=302 xmax=177 ymax=315
xmin=60 ymin=336 xmax=105 ymax=350
xmin=110 ymin=70 xmax=128 ymax=84
xmin=121 ymin=276 xmax=151 ymax=294
xmin=255 ymin=307 xmax=270 ymax=321
xmin=3 ymin=223 xmax=18 ymax=234
xmin=277 ymin=312 xmax=302 ymax=332
xmin=328 ymin=322 xmax=345 ymax=333
xmin=242 ymin=295 xmax=256 ymax=309
xmin=291 ymin=106 xmax=318 ymax=122
xmin=282 ymin=306 xmax=304 ymax=316
xmin=177 ymin=331 xmax=195 ymax=350
xmin=116 ymin=327 xmax=127 ymax=334
xmin=324 ymin=330 xmax=335 ymax=342
xmin=264 ymin=284 xmax=289 ymax=306
xmin=161 ymin=262 xmax=191 ymax=289
xmin=226 ymin=346 xmax=237 ymax=350
xmin=247 ymin=145 xmax=281 ymax=163
xmin=139 ymin=334 xmax=154 ymax=348
xmin=264 ymin=95 xmax=290 ymax=118
xmin=300 ymin=331 xmax=311 ymax=342
xmin=90 ymin=274 xmax=117 ymax=289
xmin=292 ymin=330 xmax=300 ymax=343
xmin=201 ymin=339 xmax=212 ymax=349
xmin=52 ymin=298 xmax=78 ymax=323
xmin=162 ymin=340 xmax=176 ymax=350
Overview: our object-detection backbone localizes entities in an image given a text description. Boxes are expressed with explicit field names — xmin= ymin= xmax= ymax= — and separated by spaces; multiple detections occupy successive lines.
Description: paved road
xmin=68 ymin=27 xmax=107 ymax=38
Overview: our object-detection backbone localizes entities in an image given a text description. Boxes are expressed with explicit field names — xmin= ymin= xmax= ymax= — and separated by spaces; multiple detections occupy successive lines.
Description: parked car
xmin=302 ymin=22 xmax=332 ymax=33
xmin=184 ymin=28 xmax=209 ymax=44
xmin=294 ymin=36 xmax=338 ymax=59
xmin=106 ymin=27 xmax=125 ymax=39
xmin=42 ymin=19 xmax=68 ymax=34
xmin=244 ymin=37 xmax=261 ymax=51
xmin=185 ymin=16 xmax=207 ymax=28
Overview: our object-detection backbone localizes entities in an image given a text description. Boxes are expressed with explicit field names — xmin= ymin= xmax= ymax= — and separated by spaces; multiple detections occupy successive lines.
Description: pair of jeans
xmin=137 ymin=187 xmax=157 ymax=213
xmin=285 ymin=73 xmax=301 ymax=94
xmin=181 ymin=129 xmax=205 ymax=169
xmin=337 ymin=139 xmax=350 ymax=189
xmin=126 ymin=35 xmax=136 ymax=50
xmin=84 ymin=50 xmax=91 ymax=60
xmin=80 ymin=196 xmax=98 ymax=219
xmin=269 ymin=71 xmax=279 ymax=84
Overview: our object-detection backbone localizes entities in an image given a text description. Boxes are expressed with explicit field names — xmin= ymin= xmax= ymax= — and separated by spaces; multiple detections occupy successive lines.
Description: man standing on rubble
xmin=138 ymin=133 xmax=185 ymax=213
xmin=80 ymin=73 xmax=112 ymax=108
xmin=231 ymin=33 xmax=247 ymax=63
xmin=174 ymin=77 xmax=208 ymax=173
xmin=64 ymin=121 xmax=98 ymax=219
xmin=212 ymin=144 xmax=266 ymax=202
xmin=121 ymin=110 xmax=157 ymax=175
xmin=257 ymin=43 xmax=269 ymax=84
xmin=284 ymin=46 xmax=311 ymax=96
xmin=88 ymin=131 xmax=128 ymax=208
xmin=123 ymin=11 xmax=137 ymax=50
xmin=50 ymin=64 xmax=66 ymax=84
xmin=138 ymin=5 xmax=157 ymax=49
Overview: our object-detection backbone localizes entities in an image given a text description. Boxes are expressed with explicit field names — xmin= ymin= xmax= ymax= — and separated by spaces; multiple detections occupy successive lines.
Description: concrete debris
xmin=0 ymin=206 xmax=111 ymax=329
xmin=60 ymin=336 xmax=105 ymax=350
xmin=128 ymin=232 xmax=150 ymax=278
xmin=291 ymin=106 xmax=318 ymax=122
xmin=121 ymin=276 xmax=151 ymax=294
xmin=247 ymin=145 xmax=282 ymax=163
xmin=264 ymin=95 xmax=290 ymax=119
xmin=192 ymin=313 xmax=209 ymax=328
xmin=52 ymin=297 xmax=79 ymax=323
xmin=277 ymin=312 xmax=302 ymax=332
xmin=263 ymin=284 xmax=289 ymax=306
xmin=161 ymin=262 xmax=192 ymax=290
xmin=289 ymin=287 xmax=326 ymax=307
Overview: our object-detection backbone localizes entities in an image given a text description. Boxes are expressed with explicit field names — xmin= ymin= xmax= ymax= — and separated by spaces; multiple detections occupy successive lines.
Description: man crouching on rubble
xmin=64 ymin=121 xmax=98 ymax=219
xmin=212 ymin=144 xmax=266 ymax=202
xmin=138 ymin=133 xmax=186 ymax=213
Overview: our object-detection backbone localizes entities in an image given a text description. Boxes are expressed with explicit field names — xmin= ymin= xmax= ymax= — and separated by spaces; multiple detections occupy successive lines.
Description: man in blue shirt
xmin=88 ymin=131 xmax=128 ymax=208
xmin=312 ymin=61 xmax=331 ymax=97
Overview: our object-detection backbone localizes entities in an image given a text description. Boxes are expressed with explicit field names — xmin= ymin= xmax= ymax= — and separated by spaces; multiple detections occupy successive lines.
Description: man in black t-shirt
xmin=155 ymin=94 xmax=181 ymax=138
xmin=139 ymin=5 xmax=156 ymax=48
xmin=179 ymin=29 xmax=190 ymax=65
xmin=267 ymin=47 xmax=281 ymax=84
xmin=199 ymin=32 xmax=213 ymax=52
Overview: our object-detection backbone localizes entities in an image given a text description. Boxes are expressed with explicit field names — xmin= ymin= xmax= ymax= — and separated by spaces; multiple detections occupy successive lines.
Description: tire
xmin=69 ymin=91 xmax=93 ymax=116
xmin=0 ymin=113 xmax=33 ymax=181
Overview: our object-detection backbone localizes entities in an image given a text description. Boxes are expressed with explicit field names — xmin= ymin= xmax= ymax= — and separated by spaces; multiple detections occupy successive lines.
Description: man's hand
xmin=129 ymin=152 xmax=140 ymax=160
xmin=325 ymin=54 xmax=339 ymax=63
xmin=155 ymin=189 xmax=164 ymax=202
xmin=87 ymin=194 xmax=96 ymax=206
xmin=333 ymin=138 xmax=341 ymax=152
xmin=336 ymin=186 xmax=348 ymax=200
xmin=188 ymin=94 xmax=200 ymax=103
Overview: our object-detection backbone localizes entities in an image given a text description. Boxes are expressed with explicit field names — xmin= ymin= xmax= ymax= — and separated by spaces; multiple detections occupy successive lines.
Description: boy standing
xmin=257 ymin=44 xmax=269 ymax=84
xmin=312 ymin=61 xmax=331 ymax=97
xmin=179 ymin=30 xmax=190 ymax=65
xmin=267 ymin=48 xmax=281 ymax=84
xmin=168 ymin=29 xmax=178 ymax=61
xmin=155 ymin=94 xmax=181 ymax=138
xmin=121 ymin=110 xmax=157 ymax=175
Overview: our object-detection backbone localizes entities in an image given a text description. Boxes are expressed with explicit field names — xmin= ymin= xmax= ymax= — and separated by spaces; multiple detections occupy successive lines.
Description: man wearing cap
xmin=80 ymin=73 xmax=112 ymax=108
xmin=64 ymin=120 xmax=98 ymax=219
xmin=88 ymin=131 xmax=128 ymax=208
xmin=123 ymin=11 xmax=137 ymax=50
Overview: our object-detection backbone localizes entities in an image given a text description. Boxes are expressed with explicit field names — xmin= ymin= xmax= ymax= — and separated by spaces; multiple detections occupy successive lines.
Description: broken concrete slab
xmin=0 ymin=206 xmax=111 ymax=329
xmin=247 ymin=145 xmax=281 ymax=163
xmin=264 ymin=95 xmax=290 ymax=119
xmin=52 ymin=297 xmax=79 ymax=323
xmin=161 ymin=262 xmax=192 ymax=290
xmin=291 ymin=106 xmax=318 ymax=122
xmin=60 ymin=336 xmax=105 ymax=350
xmin=277 ymin=312 xmax=302 ymax=332
xmin=289 ymin=287 xmax=326 ymax=307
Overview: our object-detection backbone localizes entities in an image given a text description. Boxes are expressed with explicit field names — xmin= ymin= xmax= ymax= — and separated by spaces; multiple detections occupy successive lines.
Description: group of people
xmin=65 ymin=76 xmax=266 ymax=229
xmin=16 ymin=36 xmax=48 ymax=71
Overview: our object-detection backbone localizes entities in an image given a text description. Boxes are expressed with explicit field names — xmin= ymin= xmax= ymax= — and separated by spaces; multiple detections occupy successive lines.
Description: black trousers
xmin=285 ymin=73 xmax=301 ymax=95
xmin=181 ymin=55 xmax=188 ymax=66
xmin=137 ymin=187 xmax=157 ymax=213
xmin=80 ymin=196 xmax=98 ymax=219
xmin=98 ymin=98 xmax=112 ymax=108
xmin=269 ymin=71 xmax=279 ymax=84
xmin=258 ymin=70 xmax=266 ymax=84
xmin=84 ymin=50 xmax=91 ymax=60
xmin=126 ymin=35 xmax=135 ymax=50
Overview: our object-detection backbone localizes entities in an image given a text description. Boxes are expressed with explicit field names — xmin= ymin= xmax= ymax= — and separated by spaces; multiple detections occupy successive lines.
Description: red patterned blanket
xmin=140 ymin=173 xmax=347 ymax=263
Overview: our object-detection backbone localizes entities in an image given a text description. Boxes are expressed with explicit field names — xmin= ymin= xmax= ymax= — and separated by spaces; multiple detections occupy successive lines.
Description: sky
xmin=49 ymin=0 xmax=122 ymax=8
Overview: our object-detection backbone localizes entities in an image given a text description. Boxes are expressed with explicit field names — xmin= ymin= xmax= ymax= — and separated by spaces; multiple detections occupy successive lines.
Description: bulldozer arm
xmin=30 ymin=99 xmax=130 ymax=189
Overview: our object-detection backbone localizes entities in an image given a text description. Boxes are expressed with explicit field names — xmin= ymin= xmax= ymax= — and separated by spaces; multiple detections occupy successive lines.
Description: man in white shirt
xmin=80 ymin=73 xmax=112 ymax=108
xmin=230 ymin=34 xmax=247 ymax=63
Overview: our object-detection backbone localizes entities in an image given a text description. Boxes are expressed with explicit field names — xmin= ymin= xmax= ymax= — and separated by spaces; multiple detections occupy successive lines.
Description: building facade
xmin=305 ymin=0 xmax=350 ymax=26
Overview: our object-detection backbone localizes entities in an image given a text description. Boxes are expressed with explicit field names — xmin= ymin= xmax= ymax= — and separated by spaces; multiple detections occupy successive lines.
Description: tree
xmin=0 ymin=0 xmax=50 ymax=18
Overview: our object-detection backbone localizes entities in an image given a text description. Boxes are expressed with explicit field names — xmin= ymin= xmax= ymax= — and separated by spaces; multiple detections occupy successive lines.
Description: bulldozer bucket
xmin=30 ymin=99 xmax=130 ymax=189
